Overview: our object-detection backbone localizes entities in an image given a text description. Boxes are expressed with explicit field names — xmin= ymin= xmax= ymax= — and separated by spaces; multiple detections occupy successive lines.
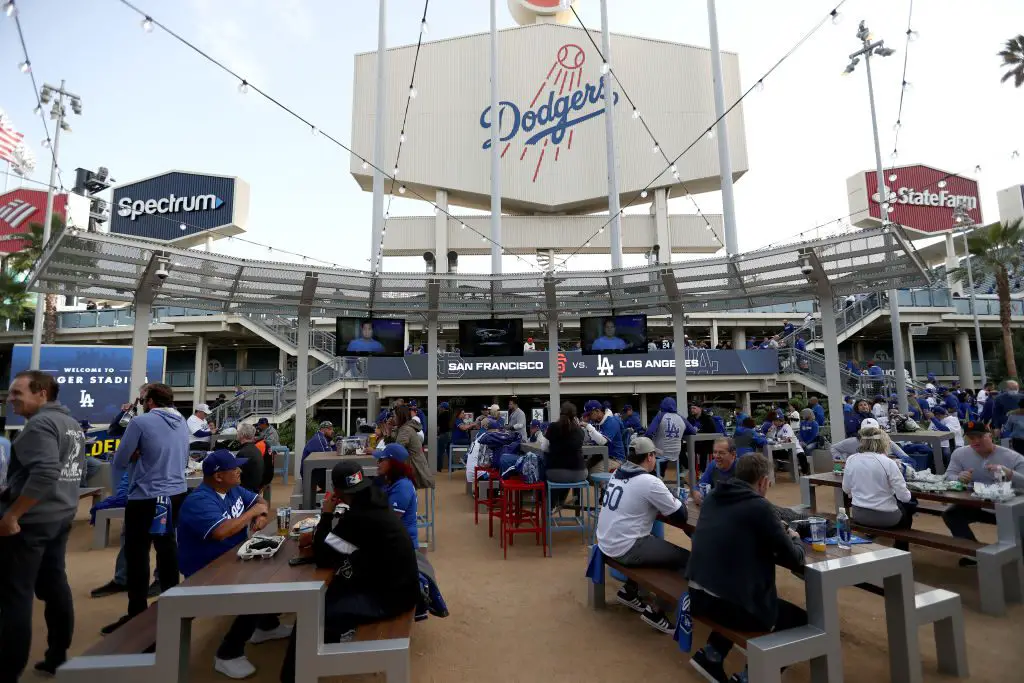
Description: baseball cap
xmin=527 ymin=337 xmax=533 ymax=343
xmin=933 ymin=406 xmax=947 ymax=415
xmin=631 ymin=436 xmax=661 ymax=456
xmin=963 ymin=421 xmax=990 ymax=436
xmin=488 ymin=404 xmax=500 ymax=412
xmin=529 ymin=419 xmax=542 ymax=428
xmin=440 ymin=402 xmax=449 ymax=409
xmin=584 ymin=399 xmax=603 ymax=413
xmin=375 ymin=443 xmax=409 ymax=462
xmin=202 ymin=449 xmax=249 ymax=477
xmin=623 ymin=403 xmax=632 ymax=411
xmin=331 ymin=461 xmax=372 ymax=493
xmin=318 ymin=420 xmax=333 ymax=430
xmin=859 ymin=417 xmax=880 ymax=430
xmin=409 ymin=399 xmax=418 ymax=407
xmin=375 ymin=409 xmax=391 ymax=424
xmin=195 ymin=403 xmax=211 ymax=413
xmin=256 ymin=417 xmax=269 ymax=426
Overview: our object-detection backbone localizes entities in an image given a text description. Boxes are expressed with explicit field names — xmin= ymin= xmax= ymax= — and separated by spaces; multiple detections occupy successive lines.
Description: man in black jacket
xmin=687 ymin=404 xmax=718 ymax=472
xmin=235 ymin=424 xmax=265 ymax=495
xmin=685 ymin=453 xmax=806 ymax=683
xmin=280 ymin=460 xmax=419 ymax=683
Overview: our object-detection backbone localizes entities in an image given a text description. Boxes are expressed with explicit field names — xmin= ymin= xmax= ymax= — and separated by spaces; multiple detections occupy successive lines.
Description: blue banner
xmin=8 ymin=344 xmax=166 ymax=427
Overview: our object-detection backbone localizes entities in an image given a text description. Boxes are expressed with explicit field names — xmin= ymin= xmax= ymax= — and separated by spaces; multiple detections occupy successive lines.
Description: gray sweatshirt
xmin=944 ymin=445 xmax=1024 ymax=489
xmin=1 ymin=402 xmax=86 ymax=525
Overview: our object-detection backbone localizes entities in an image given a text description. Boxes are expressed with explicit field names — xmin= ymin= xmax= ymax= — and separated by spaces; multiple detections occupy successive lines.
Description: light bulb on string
xmin=238 ymin=80 xmax=249 ymax=94
xmin=32 ymin=104 xmax=41 ymax=115
xmin=600 ymin=62 xmax=610 ymax=75
xmin=41 ymin=138 xmax=50 ymax=148
xmin=141 ymin=16 xmax=154 ymax=32
xmin=640 ymin=190 xmax=648 ymax=199
xmin=4 ymin=2 xmax=17 ymax=18
xmin=651 ymin=144 xmax=659 ymax=154
xmin=179 ymin=223 xmax=187 ymax=231
xmin=393 ymin=166 xmax=399 ymax=176
xmin=584 ymin=241 xmax=591 ymax=248
xmin=18 ymin=60 xmax=30 ymax=73
xmin=830 ymin=9 xmax=841 ymax=25
xmin=974 ymin=165 xmax=982 ymax=173
xmin=631 ymin=108 xmax=640 ymax=120
xmin=1012 ymin=150 xmax=1020 ymax=160
xmin=901 ymin=80 xmax=912 ymax=91
xmin=311 ymin=125 xmax=317 ymax=136
xmin=408 ymin=86 xmax=417 ymax=99
xmin=755 ymin=79 xmax=764 ymax=92
xmin=460 ymin=223 xmax=466 ymax=230
xmin=893 ymin=120 xmax=901 ymax=132
xmin=670 ymin=164 xmax=677 ymax=173
xmin=705 ymin=129 xmax=715 ymax=140
xmin=361 ymin=160 xmax=369 ymax=170
xmin=906 ymin=29 xmax=918 ymax=42
xmin=421 ymin=19 xmax=428 ymax=34
xmin=599 ymin=226 xmax=605 ymax=233
xmin=399 ymin=132 xmax=406 ymax=143
xmin=398 ymin=185 xmax=406 ymax=194
xmin=888 ymin=173 xmax=898 ymax=182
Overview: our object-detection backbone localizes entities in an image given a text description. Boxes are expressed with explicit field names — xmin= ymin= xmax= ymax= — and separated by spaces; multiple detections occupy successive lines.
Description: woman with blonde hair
xmin=841 ymin=425 xmax=915 ymax=541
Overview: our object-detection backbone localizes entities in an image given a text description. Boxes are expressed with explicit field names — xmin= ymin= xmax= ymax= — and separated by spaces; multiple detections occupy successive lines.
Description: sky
xmin=1 ymin=0 xmax=1022 ymax=275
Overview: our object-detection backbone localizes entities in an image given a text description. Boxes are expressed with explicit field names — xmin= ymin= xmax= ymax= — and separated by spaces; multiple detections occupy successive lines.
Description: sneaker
xmin=249 ymin=623 xmax=293 ymax=644
xmin=640 ymin=605 xmax=673 ymax=634
xmin=214 ymin=656 xmax=257 ymax=679
xmin=958 ymin=557 xmax=978 ymax=568
xmin=100 ymin=614 xmax=134 ymax=636
xmin=615 ymin=587 xmax=644 ymax=614
xmin=33 ymin=659 xmax=64 ymax=678
xmin=147 ymin=580 xmax=161 ymax=598
xmin=690 ymin=647 xmax=728 ymax=683
xmin=90 ymin=580 xmax=127 ymax=598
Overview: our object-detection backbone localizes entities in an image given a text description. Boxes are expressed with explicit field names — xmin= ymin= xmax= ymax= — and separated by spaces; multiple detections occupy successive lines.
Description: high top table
xmin=889 ymin=430 xmax=955 ymax=474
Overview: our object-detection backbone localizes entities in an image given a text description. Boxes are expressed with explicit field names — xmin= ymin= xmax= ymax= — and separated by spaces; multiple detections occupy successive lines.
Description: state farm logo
xmin=479 ymin=43 xmax=618 ymax=182
xmin=872 ymin=186 xmax=978 ymax=211
xmin=0 ymin=198 xmax=37 ymax=230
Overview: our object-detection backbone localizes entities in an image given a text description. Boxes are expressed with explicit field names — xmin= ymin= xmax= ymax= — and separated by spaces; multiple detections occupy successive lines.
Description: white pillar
xmin=278 ymin=348 xmax=287 ymax=376
xmin=652 ymin=188 xmax=671 ymax=262
xmin=193 ymin=335 xmax=207 ymax=408
xmin=488 ymin=0 xmax=502 ymax=275
xmin=710 ymin=320 xmax=719 ymax=348
xmin=130 ymin=297 xmax=153 ymax=402
xmin=737 ymin=391 xmax=751 ymax=415
xmin=732 ymin=326 xmax=745 ymax=349
xmin=345 ymin=388 xmax=352 ymax=436
xmin=599 ymin=0 xmax=622 ymax=270
xmin=945 ymin=233 xmax=963 ymax=296
xmin=639 ymin=393 xmax=648 ymax=426
xmin=671 ymin=305 xmax=687 ymax=417
xmin=817 ymin=282 xmax=846 ymax=444
xmin=369 ymin=0 xmax=387 ymax=273
xmin=294 ymin=310 xmax=310 ymax=480
xmin=906 ymin=325 xmax=917 ymax=381
xmin=706 ymin=0 xmax=739 ymax=256
xmin=955 ymin=330 xmax=975 ymax=390
xmin=435 ymin=189 xmax=449 ymax=273
xmin=427 ymin=316 xmax=438 ymax=474
xmin=548 ymin=316 xmax=560 ymax=420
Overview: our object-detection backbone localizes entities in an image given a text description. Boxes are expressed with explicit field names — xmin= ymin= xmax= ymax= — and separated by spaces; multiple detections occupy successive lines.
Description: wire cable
xmin=12 ymin=10 xmax=65 ymax=190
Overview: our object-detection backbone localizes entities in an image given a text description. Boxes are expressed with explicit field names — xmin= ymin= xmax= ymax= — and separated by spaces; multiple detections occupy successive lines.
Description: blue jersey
xmin=591 ymin=336 xmax=628 ymax=352
xmin=346 ymin=337 xmax=386 ymax=353
xmin=176 ymin=483 xmax=258 ymax=577
xmin=385 ymin=477 xmax=418 ymax=549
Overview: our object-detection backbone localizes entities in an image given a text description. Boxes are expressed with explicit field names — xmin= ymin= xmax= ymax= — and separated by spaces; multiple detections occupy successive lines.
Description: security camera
xmin=800 ymin=262 xmax=814 ymax=276
xmin=155 ymin=259 xmax=170 ymax=280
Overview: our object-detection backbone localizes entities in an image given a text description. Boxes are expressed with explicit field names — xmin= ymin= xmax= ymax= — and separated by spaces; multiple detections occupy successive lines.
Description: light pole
xmin=953 ymin=204 xmax=987 ymax=386
xmin=844 ymin=21 xmax=908 ymax=412
xmin=29 ymin=80 xmax=81 ymax=369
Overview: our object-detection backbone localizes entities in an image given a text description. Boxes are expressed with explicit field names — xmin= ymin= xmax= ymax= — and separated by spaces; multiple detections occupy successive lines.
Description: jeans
xmin=216 ymin=614 xmax=280 ymax=660
xmin=124 ymin=494 xmax=186 ymax=616
xmin=279 ymin=593 xmax=389 ymax=683
xmin=942 ymin=504 xmax=996 ymax=542
xmin=690 ymin=588 xmax=807 ymax=660
xmin=613 ymin=534 xmax=691 ymax=596
xmin=437 ymin=432 xmax=452 ymax=471
xmin=82 ymin=456 xmax=103 ymax=485
xmin=113 ymin=523 xmax=160 ymax=586
xmin=0 ymin=517 xmax=75 ymax=682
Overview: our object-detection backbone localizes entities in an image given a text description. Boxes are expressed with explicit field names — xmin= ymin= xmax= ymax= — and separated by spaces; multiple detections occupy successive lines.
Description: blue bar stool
xmin=545 ymin=480 xmax=591 ymax=557
xmin=272 ymin=446 xmax=291 ymax=485
xmin=416 ymin=485 xmax=436 ymax=550
xmin=587 ymin=472 xmax=612 ymax=544
xmin=448 ymin=444 xmax=468 ymax=479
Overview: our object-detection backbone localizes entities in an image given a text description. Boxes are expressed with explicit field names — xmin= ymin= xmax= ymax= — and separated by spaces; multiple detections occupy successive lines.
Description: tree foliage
xmin=999 ymin=34 xmax=1024 ymax=87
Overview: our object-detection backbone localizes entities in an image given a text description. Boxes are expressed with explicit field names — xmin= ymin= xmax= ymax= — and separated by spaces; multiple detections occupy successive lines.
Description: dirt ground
xmin=22 ymin=475 xmax=1024 ymax=683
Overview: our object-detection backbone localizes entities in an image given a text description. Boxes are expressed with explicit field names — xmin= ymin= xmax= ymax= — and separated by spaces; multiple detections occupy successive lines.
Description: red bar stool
xmin=473 ymin=466 xmax=501 ymax=536
xmin=499 ymin=477 xmax=547 ymax=559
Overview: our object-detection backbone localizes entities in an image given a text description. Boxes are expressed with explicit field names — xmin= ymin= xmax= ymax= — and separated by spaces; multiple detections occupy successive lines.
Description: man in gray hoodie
xmin=103 ymin=382 xmax=190 ymax=635
xmin=0 ymin=370 xmax=86 ymax=680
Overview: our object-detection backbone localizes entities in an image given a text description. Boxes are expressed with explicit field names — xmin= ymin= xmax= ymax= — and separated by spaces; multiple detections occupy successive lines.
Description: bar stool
xmin=416 ymin=485 xmax=436 ymax=550
xmin=448 ymin=444 xmax=468 ymax=479
xmin=500 ymin=478 xmax=547 ymax=559
xmin=545 ymin=480 xmax=591 ymax=556
xmin=587 ymin=472 xmax=612 ymax=543
xmin=271 ymin=446 xmax=291 ymax=485
xmin=473 ymin=466 xmax=501 ymax=536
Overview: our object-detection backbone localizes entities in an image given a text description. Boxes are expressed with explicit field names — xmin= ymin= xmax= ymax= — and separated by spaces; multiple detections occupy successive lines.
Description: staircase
xmin=210 ymin=357 xmax=366 ymax=427
xmin=799 ymin=292 xmax=885 ymax=351
xmin=777 ymin=347 xmax=926 ymax=401
xmin=237 ymin=313 xmax=337 ymax=365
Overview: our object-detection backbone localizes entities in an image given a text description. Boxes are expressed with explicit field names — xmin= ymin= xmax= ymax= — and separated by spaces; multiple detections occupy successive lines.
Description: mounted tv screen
xmin=335 ymin=318 xmax=405 ymax=357
xmin=458 ymin=319 xmax=524 ymax=357
xmin=581 ymin=314 xmax=648 ymax=355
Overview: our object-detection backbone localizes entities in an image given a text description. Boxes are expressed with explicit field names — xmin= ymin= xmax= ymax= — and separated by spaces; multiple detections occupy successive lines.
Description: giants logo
xmin=479 ymin=43 xmax=618 ymax=182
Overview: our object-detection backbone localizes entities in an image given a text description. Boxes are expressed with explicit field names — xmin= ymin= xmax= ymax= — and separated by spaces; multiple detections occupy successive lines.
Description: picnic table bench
xmin=801 ymin=472 xmax=1024 ymax=616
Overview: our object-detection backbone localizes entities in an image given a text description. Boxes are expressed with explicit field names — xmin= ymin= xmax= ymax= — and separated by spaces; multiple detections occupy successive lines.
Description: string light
xmin=238 ymin=80 xmax=249 ymax=94
xmin=3 ymin=1 xmax=16 ymax=18
xmin=420 ymin=19 xmax=428 ymax=34
xmin=408 ymin=85 xmax=417 ymax=99
xmin=830 ymin=9 xmax=841 ymax=25
xmin=141 ymin=16 xmax=153 ymax=32
xmin=361 ymin=160 xmax=369 ymax=170
xmin=631 ymin=108 xmax=640 ymax=119
xmin=398 ymin=185 xmax=406 ymax=194
xmin=937 ymin=180 xmax=947 ymax=188
xmin=600 ymin=62 xmax=610 ymax=75
xmin=705 ymin=129 xmax=715 ymax=140
xmin=18 ymin=60 xmax=30 ymax=73
xmin=755 ymin=79 xmax=764 ymax=92
xmin=399 ymin=132 xmax=406 ymax=143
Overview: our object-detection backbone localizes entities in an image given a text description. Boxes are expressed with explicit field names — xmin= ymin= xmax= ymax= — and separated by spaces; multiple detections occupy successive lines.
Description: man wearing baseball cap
xmin=280 ymin=460 xmax=419 ymax=683
xmin=830 ymin=417 xmax=917 ymax=469
xmin=255 ymin=417 xmax=280 ymax=451
xmin=175 ymin=450 xmax=287 ymax=679
xmin=187 ymin=403 xmax=216 ymax=440
xmin=942 ymin=421 xmax=1024 ymax=565
xmin=302 ymin=420 xmax=335 ymax=491
xmin=596 ymin=436 xmax=689 ymax=635
xmin=581 ymin=399 xmax=624 ymax=465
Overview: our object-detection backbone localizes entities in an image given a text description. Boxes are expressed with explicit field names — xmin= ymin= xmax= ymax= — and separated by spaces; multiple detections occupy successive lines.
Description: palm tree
xmin=948 ymin=218 xmax=1024 ymax=380
xmin=999 ymin=35 xmax=1024 ymax=87
xmin=0 ymin=269 xmax=31 ymax=323
xmin=8 ymin=216 xmax=61 ymax=343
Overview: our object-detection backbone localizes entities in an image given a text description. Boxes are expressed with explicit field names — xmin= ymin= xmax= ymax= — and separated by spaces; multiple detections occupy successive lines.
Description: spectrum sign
xmin=110 ymin=170 xmax=249 ymax=247
xmin=848 ymin=164 xmax=982 ymax=236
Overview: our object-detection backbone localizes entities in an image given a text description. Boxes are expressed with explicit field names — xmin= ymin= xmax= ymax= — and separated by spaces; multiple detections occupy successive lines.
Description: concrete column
xmin=434 ymin=189 xmax=449 ymax=273
xmin=671 ymin=304 xmax=687 ymax=417
xmin=710 ymin=320 xmax=719 ymax=348
xmin=427 ymin=317 xmax=438 ymax=475
xmin=732 ymin=326 xmax=746 ymax=350
xmin=817 ymin=281 xmax=846 ymax=444
xmin=853 ymin=340 xmax=866 ymax=362
xmin=236 ymin=348 xmax=248 ymax=372
xmin=639 ymin=393 xmax=648 ymax=426
xmin=653 ymin=188 xmax=671 ymax=261
xmin=905 ymin=325 xmax=917 ymax=381
xmin=737 ymin=391 xmax=751 ymax=415
xmin=367 ymin=389 xmax=380 ymax=425
xmin=945 ymin=233 xmax=963 ymax=296
xmin=278 ymin=348 xmax=288 ymax=376
xmin=294 ymin=310 xmax=310 ymax=481
xmin=955 ymin=330 xmax=975 ymax=390
xmin=129 ymin=297 xmax=153 ymax=403
xmin=193 ymin=335 xmax=207 ymax=408
xmin=345 ymin=388 xmax=352 ymax=437
xmin=547 ymin=317 xmax=560 ymax=419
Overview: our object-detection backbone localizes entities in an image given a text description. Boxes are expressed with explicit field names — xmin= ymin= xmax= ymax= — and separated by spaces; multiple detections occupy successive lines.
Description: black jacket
xmin=684 ymin=478 xmax=804 ymax=628
xmin=313 ymin=492 xmax=420 ymax=616
xmin=237 ymin=443 xmax=265 ymax=494
xmin=544 ymin=421 xmax=585 ymax=472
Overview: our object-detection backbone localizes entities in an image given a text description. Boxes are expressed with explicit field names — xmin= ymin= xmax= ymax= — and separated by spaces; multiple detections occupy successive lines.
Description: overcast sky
xmin=1 ymin=0 xmax=1021 ymax=274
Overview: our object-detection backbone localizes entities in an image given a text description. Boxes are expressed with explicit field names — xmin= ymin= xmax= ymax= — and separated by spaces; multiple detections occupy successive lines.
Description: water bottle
xmin=836 ymin=508 xmax=851 ymax=550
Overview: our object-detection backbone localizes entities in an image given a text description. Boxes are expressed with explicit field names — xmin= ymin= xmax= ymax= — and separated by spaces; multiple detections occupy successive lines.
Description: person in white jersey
xmin=596 ymin=437 xmax=690 ymax=635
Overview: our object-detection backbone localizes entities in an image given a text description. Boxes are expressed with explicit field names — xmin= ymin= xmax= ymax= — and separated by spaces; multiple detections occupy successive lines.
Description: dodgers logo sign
xmin=479 ymin=43 xmax=618 ymax=182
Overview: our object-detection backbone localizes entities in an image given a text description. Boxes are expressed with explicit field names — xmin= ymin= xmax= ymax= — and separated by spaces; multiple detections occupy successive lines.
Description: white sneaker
xmin=214 ymin=656 xmax=256 ymax=679
xmin=249 ymin=623 xmax=293 ymax=644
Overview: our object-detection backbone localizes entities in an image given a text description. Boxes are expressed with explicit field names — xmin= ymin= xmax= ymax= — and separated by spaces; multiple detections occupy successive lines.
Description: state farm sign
xmin=847 ymin=164 xmax=982 ymax=236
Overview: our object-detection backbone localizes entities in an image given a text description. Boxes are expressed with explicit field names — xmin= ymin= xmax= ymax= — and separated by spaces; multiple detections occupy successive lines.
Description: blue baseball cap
xmin=409 ymin=399 xmax=418 ymax=407
xmin=584 ymin=400 xmax=603 ymax=413
xmin=202 ymin=449 xmax=249 ymax=477
xmin=375 ymin=409 xmax=391 ymax=424
xmin=375 ymin=442 xmax=409 ymax=462
xmin=933 ymin=406 xmax=947 ymax=415
xmin=529 ymin=419 xmax=542 ymax=428
xmin=257 ymin=417 xmax=269 ymax=425
xmin=623 ymin=404 xmax=632 ymax=411
xmin=440 ymin=401 xmax=449 ymax=409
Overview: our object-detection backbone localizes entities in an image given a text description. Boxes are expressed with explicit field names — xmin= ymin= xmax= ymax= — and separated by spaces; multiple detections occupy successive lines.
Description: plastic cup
xmin=808 ymin=516 xmax=826 ymax=551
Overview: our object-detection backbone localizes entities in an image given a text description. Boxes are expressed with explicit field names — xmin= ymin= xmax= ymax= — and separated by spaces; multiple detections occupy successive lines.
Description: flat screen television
xmin=458 ymin=318 xmax=524 ymax=357
xmin=335 ymin=318 xmax=405 ymax=357
xmin=580 ymin=314 xmax=648 ymax=355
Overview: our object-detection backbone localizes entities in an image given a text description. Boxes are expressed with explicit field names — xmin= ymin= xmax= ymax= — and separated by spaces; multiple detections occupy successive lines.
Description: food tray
xmin=237 ymin=534 xmax=286 ymax=560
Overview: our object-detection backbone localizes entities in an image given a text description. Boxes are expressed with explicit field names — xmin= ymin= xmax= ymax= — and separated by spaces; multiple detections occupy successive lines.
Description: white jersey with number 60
xmin=596 ymin=468 xmax=682 ymax=558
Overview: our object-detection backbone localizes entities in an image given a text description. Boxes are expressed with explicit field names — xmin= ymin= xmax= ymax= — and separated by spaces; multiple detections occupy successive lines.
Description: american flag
xmin=0 ymin=115 xmax=26 ymax=165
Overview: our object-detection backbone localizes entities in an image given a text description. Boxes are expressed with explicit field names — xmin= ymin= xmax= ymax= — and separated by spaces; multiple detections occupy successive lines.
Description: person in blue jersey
xmin=687 ymin=404 xmax=719 ymax=472
xmin=940 ymin=388 xmax=960 ymax=416
xmin=302 ymin=421 xmax=335 ymax=493
xmin=808 ymin=396 xmax=826 ymax=426
xmin=732 ymin=416 xmax=767 ymax=456
xmin=374 ymin=443 xmax=418 ymax=549
xmin=581 ymin=399 xmax=625 ymax=464
xmin=175 ymin=450 xmax=288 ymax=679
xmin=798 ymin=409 xmax=820 ymax=453
xmin=620 ymin=404 xmax=644 ymax=434
xmin=706 ymin=407 xmax=727 ymax=435
xmin=590 ymin=318 xmax=628 ymax=352
xmin=645 ymin=397 xmax=694 ymax=476
xmin=842 ymin=396 xmax=854 ymax=413
xmin=845 ymin=399 xmax=874 ymax=438
xmin=346 ymin=321 xmax=386 ymax=354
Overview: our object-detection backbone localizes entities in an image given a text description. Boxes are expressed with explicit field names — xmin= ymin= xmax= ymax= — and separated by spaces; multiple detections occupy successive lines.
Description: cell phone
xmin=288 ymin=556 xmax=315 ymax=567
